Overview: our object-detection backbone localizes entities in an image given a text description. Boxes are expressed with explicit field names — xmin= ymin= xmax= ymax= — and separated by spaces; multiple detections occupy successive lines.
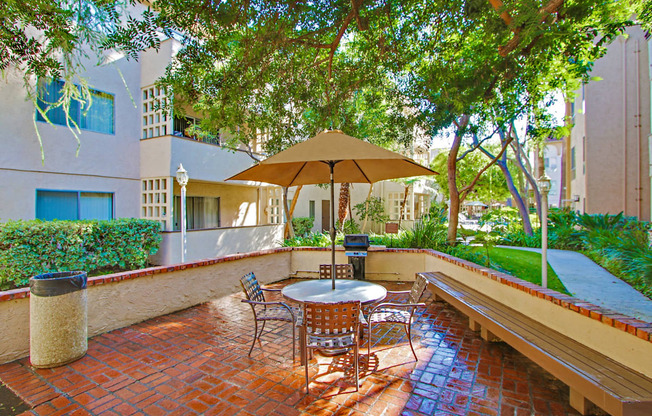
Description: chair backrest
xmin=319 ymin=264 xmax=354 ymax=280
xmin=408 ymin=274 xmax=428 ymax=304
xmin=240 ymin=272 xmax=264 ymax=303
xmin=303 ymin=301 xmax=360 ymax=336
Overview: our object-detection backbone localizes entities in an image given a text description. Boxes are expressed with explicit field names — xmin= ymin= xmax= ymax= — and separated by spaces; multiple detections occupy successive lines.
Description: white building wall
xmin=0 ymin=50 xmax=142 ymax=221
xmin=150 ymin=224 xmax=284 ymax=265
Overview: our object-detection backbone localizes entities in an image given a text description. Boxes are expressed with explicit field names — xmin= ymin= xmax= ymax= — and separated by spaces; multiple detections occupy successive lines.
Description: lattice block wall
xmin=142 ymin=86 xmax=170 ymax=139
xmin=141 ymin=178 xmax=171 ymax=230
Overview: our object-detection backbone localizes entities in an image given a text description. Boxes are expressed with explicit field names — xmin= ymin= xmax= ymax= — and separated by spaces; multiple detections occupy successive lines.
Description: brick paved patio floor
xmin=0 ymin=280 xmax=591 ymax=415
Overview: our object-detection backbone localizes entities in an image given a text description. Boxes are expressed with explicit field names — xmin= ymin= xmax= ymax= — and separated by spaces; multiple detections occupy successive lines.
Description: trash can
xmin=343 ymin=234 xmax=370 ymax=280
xmin=29 ymin=271 xmax=88 ymax=368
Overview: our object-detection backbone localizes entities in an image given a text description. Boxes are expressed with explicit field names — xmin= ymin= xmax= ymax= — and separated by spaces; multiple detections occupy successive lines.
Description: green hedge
xmin=0 ymin=219 xmax=161 ymax=291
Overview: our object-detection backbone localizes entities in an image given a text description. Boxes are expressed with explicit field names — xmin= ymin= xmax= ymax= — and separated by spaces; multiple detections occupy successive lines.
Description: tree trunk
xmin=511 ymin=137 xmax=541 ymax=220
xmin=361 ymin=183 xmax=374 ymax=232
xmin=338 ymin=182 xmax=350 ymax=230
xmin=497 ymin=155 xmax=534 ymax=235
xmin=446 ymin=115 xmax=469 ymax=244
xmin=397 ymin=184 xmax=410 ymax=229
xmin=283 ymin=188 xmax=294 ymax=239
xmin=283 ymin=185 xmax=303 ymax=238
xmin=474 ymin=128 xmax=534 ymax=236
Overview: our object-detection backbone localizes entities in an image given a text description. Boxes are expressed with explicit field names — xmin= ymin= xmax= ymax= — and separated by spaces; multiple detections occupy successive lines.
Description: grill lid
xmin=343 ymin=234 xmax=370 ymax=249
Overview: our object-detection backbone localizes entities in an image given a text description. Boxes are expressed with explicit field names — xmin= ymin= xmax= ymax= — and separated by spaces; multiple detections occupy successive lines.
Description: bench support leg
xmin=432 ymin=291 xmax=445 ymax=302
xmin=569 ymin=388 xmax=590 ymax=415
xmin=480 ymin=327 xmax=501 ymax=342
xmin=469 ymin=318 xmax=481 ymax=332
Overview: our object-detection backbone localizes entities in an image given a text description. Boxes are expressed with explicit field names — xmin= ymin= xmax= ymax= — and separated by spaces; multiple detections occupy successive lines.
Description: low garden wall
xmin=0 ymin=247 xmax=651 ymax=380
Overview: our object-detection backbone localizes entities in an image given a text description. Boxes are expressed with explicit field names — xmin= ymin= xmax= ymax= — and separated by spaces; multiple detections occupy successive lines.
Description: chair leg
xmin=258 ymin=320 xmax=267 ymax=340
xmin=291 ymin=322 xmax=296 ymax=361
xmin=303 ymin=338 xmax=310 ymax=394
xmin=367 ymin=323 xmax=373 ymax=357
xmin=405 ymin=324 xmax=418 ymax=361
xmin=354 ymin=342 xmax=359 ymax=392
xmin=248 ymin=319 xmax=258 ymax=356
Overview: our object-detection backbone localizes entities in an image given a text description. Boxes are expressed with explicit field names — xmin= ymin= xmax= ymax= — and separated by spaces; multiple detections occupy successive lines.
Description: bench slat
xmin=423 ymin=272 xmax=652 ymax=416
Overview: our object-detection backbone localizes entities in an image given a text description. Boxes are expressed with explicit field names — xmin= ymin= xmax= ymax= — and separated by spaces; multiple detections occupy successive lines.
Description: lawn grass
xmin=470 ymin=246 xmax=570 ymax=295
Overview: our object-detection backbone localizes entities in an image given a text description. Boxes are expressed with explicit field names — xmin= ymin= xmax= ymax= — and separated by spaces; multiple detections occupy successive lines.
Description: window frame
xmin=35 ymin=79 xmax=115 ymax=135
xmin=35 ymin=189 xmax=115 ymax=221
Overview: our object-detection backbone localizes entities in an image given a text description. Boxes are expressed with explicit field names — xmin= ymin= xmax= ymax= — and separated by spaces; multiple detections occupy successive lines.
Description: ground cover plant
xmin=493 ymin=209 xmax=652 ymax=299
xmin=469 ymin=246 xmax=568 ymax=294
xmin=0 ymin=219 xmax=161 ymax=291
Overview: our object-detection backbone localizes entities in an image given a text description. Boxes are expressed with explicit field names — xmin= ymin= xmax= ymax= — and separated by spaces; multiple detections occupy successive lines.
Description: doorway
xmin=321 ymin=200 xmax=330 ymax=232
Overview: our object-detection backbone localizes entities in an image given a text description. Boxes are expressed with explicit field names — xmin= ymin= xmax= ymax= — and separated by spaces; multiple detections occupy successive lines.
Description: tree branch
xmin=459 ymin=135 xmax=513 ymax=201
xmin=491 ymin=0 xmax=565 ymax=57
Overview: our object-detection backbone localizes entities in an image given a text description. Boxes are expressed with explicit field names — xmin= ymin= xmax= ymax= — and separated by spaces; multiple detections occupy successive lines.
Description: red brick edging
xmin=1 ymin=246 xmax=650 ymax=342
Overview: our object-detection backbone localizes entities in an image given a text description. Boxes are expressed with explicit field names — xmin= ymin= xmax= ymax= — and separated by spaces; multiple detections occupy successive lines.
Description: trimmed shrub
xmin=291 ymin=217 xmax=314 ymax=236
xmin=0 ymin=219 xmax=161 ymax=290
xmin=282 ymin=232 xmax=331 ymax=247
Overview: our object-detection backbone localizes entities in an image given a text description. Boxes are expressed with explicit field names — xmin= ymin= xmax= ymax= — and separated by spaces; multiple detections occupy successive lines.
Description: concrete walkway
xmin=506 ymin=246 xmax=652 ymax=323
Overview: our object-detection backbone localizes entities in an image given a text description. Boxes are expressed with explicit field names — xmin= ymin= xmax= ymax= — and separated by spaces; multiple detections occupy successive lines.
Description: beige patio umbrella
xmin=226 ymin=129 xmax=437 ymax=289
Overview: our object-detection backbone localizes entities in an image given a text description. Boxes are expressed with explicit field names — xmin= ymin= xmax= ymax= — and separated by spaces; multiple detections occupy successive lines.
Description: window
xmin=252 ymin=129 xmax=271 ymax=155
xmin=36 ymin=79 xmax=114 ymax=134
xmin=267 ymin=188 xmax=282 ymax=224
xmin=309 ymin=200 xmax=315 ymax=219
xmin=36 ymin=190 xmax=113 ymax=220
xmin=173 ymin=115 xmax=199 ymax=138
xmin=388 ymin=192 xmax=412 ymax=221
xmin=413 ymin=193 xmax=428 ymax=219
xmin=172 ymin=115 xmax=220 ymax=145
xmin=582 ymin=136 xmax=586 ymax=174
xmin=173 ymin=196 xmax=220 ymax=230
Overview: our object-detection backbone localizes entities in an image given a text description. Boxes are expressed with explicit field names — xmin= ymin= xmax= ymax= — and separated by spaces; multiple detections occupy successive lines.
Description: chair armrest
xmin=386 ymin=290 xmax=411 ymax=295
xmin=242 ymin=299 xmax=296 ymax=319
xmin=261 ymin=287 xmax=281 ymax=292
xmin=368 ymin=302 xmax=426 ymax=315
xmin=241 ymin=299 xmax=292 ymax=308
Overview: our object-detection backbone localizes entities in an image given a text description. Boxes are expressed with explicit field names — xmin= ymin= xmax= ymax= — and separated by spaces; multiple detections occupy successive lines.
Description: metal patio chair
xmin=240 ymin=272 xmax=296 ymax=360
xmin=365 ymin=274 xmax=428 ymax=360
xmin=302 ymin=300 xmax=362 ymax=393
xmin=318 ymin=264 xmax=354 ymax=280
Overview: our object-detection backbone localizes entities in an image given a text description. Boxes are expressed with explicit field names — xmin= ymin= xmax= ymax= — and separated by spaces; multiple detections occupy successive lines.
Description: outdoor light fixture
xmin=538 ymin=173 xmax=551 ymax=289
xmin=176 ymin=164 xmax=189 ymax=187
xmin=176 ymin=164 xmax=189 ymax=263
xmin=538 ymin=174 xmax=551 ymax=195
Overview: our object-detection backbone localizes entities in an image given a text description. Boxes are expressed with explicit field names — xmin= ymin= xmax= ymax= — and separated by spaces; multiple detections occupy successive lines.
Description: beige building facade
xmin=568 ymin=28 xmax=652 ymax=220
xmin=0 ymin=33 xmax=284 ymax=265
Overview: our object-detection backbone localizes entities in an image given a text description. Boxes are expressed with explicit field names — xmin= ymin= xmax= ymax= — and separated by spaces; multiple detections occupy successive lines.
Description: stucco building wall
xmin=0 ymin=53 xmax=143 ymax=220
xmin=570 ymin=30 xmax=651 ymax=219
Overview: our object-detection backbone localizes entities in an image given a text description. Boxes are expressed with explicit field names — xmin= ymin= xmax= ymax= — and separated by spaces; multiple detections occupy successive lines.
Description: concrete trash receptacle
xmin=29 ymin=271 xmax=88 ymax=368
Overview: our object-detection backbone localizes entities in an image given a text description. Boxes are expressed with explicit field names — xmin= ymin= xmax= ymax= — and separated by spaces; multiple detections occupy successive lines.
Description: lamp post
xmin=176 ymin=164 xmax=189 ymax=263
xmin=538 ymin=174 xmax=551 ymax=288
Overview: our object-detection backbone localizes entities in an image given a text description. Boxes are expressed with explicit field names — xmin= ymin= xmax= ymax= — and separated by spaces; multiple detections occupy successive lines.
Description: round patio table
xmin=282 ymin=279 xmax=387 ymax=305
xmin=283 ymin=279 xmax=387 ymax=362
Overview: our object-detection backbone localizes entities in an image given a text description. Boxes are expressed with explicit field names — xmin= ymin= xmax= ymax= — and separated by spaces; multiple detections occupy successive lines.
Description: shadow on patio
xmin=0 ymin=280 xmax=585 ymax=416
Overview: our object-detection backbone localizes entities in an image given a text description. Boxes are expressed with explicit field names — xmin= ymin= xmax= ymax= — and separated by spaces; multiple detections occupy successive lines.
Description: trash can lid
xmin=30 ymin=271 xmax=87 ymax=297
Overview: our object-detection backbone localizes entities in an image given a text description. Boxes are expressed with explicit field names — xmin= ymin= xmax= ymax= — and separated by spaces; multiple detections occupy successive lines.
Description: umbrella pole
xmin=330 ymin=161 xmax=336 ymax=290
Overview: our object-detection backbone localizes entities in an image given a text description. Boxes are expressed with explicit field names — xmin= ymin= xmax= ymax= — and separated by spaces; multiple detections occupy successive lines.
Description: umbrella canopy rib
xmin=289 ymin=162 xmax=309 ymax=187
xmin=351 ymin=160 xmax=371 ymax=183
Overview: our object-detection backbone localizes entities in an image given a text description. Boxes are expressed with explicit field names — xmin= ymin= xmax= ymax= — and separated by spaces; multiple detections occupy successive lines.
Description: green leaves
xmin=0 ymin=219 xmax=161 ymax=291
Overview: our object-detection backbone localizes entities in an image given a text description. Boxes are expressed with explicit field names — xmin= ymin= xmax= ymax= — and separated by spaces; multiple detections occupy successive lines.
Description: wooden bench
xmin=422 ymin=271 xmax=652 ymax=416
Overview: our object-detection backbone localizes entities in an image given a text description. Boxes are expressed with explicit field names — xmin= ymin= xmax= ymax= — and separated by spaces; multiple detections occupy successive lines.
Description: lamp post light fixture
xmin=538 ymin=173 xmax=551 ymax=288
xmin=176 ymin=164 xmax=189 ymax=263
